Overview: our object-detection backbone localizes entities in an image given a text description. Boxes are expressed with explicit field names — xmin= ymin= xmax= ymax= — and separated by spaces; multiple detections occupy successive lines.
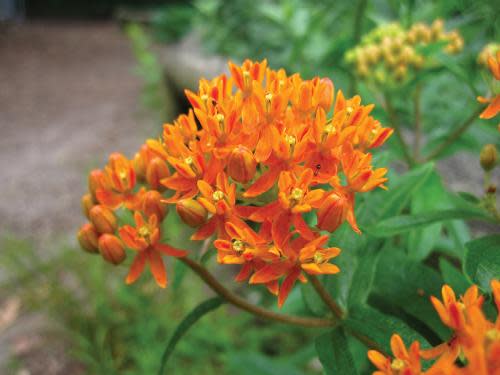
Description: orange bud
xmin=176 ymin=199 xmax=208 ymax=227
xmin=81 ymin=193 xmax=94 ymax=219
xmin=89 ymin=205 xmax=117 ymax=234
xmin=227 ymin=145 xmax=257 ymax=183
xmin=318 ymin=78 xmax=334 ymax=111
xmin=316 ymin=193 xmax=346 ymax=232
xmin=146 ymin=157 xmax=170 ymax=190
xmin=77 ymin=223 xmax=99 ymax=253
xmin=98 ymin=234 xmax=126 ymax=265
xmin=133 ymin=150 xmax=147 ymax=180
xmin=88 ymin=169 xmax=105 ymax=202
xmin=142 ymin=190 xmax=168 ymax=220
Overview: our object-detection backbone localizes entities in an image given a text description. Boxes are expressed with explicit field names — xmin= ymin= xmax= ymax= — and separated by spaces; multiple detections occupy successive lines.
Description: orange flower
xmin=368 ymin=334 xmax=422 ymax=375
xmin=78 ymin=59 xmax=393 ymax=299
xmin=478 ymin=51 xmax=500 ymax=121
xmin=248 ymin=222 xmax=340 ymax=307
xmin=95 ymin=153 xmax=144 ymax=209
xmin=334 ymin=143 xmax=388 ymax=193
xmin=193 ymin=172 xmax=245 ymax=240
xmin=119 ymin=212 xmax=187 ymax=287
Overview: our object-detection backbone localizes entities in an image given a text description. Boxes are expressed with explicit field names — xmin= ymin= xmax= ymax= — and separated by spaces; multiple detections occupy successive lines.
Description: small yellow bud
xmin=480 ymin=144 xmax=498 ymax=171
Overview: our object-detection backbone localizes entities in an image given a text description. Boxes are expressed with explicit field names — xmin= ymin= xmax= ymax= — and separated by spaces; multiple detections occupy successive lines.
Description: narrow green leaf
xmin=348 ymin=250 xmax=380 ymax=307
xmin=369 ymin=162 xmax=434 ymax=222
xmin=326 ymin=249 xmax=358 ymax=310
xmin=373 ymin=249 xmax=449 ymax=339
xmin=439 ymin=258 xmax=471 ymax=295
xmin=464 ymin=235 xmax=500 ymax=292
xmin=158 ymin=297 xmax=225 ymax=375
xmin=408 ymin=172 xmax=447 ymax=260
xmin=365 ymin=208 xmax=492 ymax=237
xmin=226 ymin=352 xmax=305 ymax=375
xmin=345 ymin=304 xmax=431 ymax=354
xmin=315 ymin=328 xmax=358 ymax=375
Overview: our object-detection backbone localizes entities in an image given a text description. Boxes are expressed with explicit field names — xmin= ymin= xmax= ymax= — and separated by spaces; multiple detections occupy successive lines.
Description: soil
xmin=0 ymin=21 xmax=157 ymax=374
xmin=0 ymin=21 xmax=156 ymax=247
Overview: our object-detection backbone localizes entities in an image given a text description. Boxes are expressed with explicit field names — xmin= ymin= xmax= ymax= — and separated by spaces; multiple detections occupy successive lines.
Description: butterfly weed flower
xmin=77 ymin=59 xmax=392 ymax=306
xmin=478 ymin=50 xmax=500 ymax=122
xmin=368 ymin=280 xmax=500 ymax=374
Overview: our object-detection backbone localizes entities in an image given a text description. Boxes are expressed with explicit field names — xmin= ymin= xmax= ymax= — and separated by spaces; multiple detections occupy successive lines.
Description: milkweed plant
xmin=77 ymin=20 xmax=500 ymax=375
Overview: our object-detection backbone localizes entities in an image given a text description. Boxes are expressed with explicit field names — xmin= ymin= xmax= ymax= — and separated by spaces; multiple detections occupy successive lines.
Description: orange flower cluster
xmin=478 ymin=50 xmax=500 ymax=124
xmin=77 ymin=60 xmax=392 ymax=306
xmin=368 ymin=280 xmax=500 ymax=375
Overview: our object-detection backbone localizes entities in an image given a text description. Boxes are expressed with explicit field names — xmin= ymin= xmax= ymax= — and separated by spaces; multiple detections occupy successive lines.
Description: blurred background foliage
xmin=1 ymin=0 xmax=499 ymax=374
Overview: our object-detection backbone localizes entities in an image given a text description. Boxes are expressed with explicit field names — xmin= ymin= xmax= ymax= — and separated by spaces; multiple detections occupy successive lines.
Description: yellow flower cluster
xmin=478 ymin=43 xmax=500 ymax=68
xmin=345 ymin=20 xmax=463 ymax=87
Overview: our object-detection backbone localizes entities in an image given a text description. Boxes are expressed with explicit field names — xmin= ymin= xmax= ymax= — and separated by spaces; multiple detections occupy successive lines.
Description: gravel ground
xmin=0 ymin=21 xmax=158 ymax=375
xmin=0 ymin=21 xmax=156 ymax=247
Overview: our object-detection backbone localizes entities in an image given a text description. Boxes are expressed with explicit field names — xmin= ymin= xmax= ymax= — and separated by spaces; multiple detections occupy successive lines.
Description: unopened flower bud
xmin=480 ymin=144 xmax=498 ymax=171
xmin=356 ymin=63 xmax=369 ymax=78
xmin=142 ymin=190 xmax=168 ymax=221
xmin=227 ymin=146 xmax=257 ymax=183
xmin=133 ymin=145 xmax=149 ymax=180
xmin=89 ymin=205 xmax=117 ymax=234
xmin=88 ymin=169 xmax=105 ymax=202
xmin=176 ymin=199 xmax=208 ymax=228
xmin=431 ymin=19 xmax=444 ymax=39
xmin=77 ymin=223 xmax=99 ymax=254
xmin=146 ymin=157 xmax=170 ymax=191
xmin=98 ymin=234 xmax=126 ymax=265
xmin=394 ymin=64 xmax=408 ymax=81
xmin=81 ymin=193 xmax=94 ymax=219
xmin=412 ymin=54 xmax=424 ymax=69
xmin=317 ymin=193 xmax=346 ymax=233
xmin=319 ymin=78 xmax=334 ymax=111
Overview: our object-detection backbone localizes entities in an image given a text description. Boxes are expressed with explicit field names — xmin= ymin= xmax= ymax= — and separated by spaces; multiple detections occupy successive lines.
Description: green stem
xmin=180 ymin=257 xmax=337 ymax=328
xmin=424 ymin=107 xmax=482 ymax=161
xmin=413 ymin=83 xmax=422 ymax=161
xmin=308 ymin=275 xmax=345 ymax=320
xmin=384 ymin=94 xmax=415 ymax=167
xmin=349 ymin=0 xmax=368 ymax=95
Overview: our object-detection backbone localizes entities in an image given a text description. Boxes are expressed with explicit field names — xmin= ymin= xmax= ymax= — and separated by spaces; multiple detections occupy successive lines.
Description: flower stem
xmin=413 ymin=83 xmax=422 ymax=160
xmin=349 ymin=0 xmax=368 ymax=95
xmin=308 ymin=275 xmax=345 ymax=320
xmin=384 ymin=94 xmax=415 ymax=167
xmin=180 ymin=257 xmax=337 ymax=328
xmin=424 ymin=106 xmax=482 ymax=161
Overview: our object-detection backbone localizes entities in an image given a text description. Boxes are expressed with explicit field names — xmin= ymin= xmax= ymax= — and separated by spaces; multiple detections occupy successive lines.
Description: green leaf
xmin=365 ymin=162 xmax=434 ymax=224
xmin=365 ymin=208 xmax=492 ymax=237
xmin=226 ymin=352 xmax=305 ymax=375
xmin=464 ymin=235 xmax=500 ymax=292
xmin=326 ymin=249 xmax=358 ymax=310
xmin=348 ymin=250 xmax=381 ymax=307
xmin=301 ymin=281 xmax=328 ymax=316
xmin=439 ymin=258 xmax=471 ymax=295
xmin=408 ymin=172 xmax=447 ymax=260
xmin=373 ymin=249 xmax=449 ymax=339
xmin=345 ymin=304 xmax=430 ymax=354
xmin=158 ymin=297 xmax=225 ymax=375
xmin=315 ymin=328 xmax=358 ymax=375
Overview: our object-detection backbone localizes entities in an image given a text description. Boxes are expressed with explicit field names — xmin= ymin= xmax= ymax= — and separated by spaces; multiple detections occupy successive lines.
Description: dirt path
xmin=0 ymin=21 xmax=156 ymax=246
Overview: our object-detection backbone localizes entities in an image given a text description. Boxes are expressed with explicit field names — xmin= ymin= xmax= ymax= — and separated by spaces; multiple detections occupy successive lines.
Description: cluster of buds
xmin=368 ymin=280 xmax=500 ymax=375
xmin=77 ymin=59 xmax=392 ymax=306
xmin=345 ymin=20 xmax=463 ymax=87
